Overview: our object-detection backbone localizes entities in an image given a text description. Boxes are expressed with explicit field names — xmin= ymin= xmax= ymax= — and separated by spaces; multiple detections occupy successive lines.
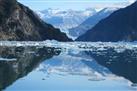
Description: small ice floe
xmin=0 ymin=57 xmax=17 ymax=61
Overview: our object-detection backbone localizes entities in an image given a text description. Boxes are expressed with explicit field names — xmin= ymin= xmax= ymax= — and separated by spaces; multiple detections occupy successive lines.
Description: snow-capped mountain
xmin=69 ymin=8 xmax=118 ymax=39
xmin=37 ymin=8 xmax=97 ymax=38
xmin=76 ymin=2 xmax=137 ymax=42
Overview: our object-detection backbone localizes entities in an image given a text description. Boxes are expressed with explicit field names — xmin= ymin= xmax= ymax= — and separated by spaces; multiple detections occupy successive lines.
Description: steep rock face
xmin=69 ymin=8 xmax=117 ymax=38
xmin=77 ymin=2 xmax=137 ymax=42
xmin=0 ymin=0 xmax=71 ymax=41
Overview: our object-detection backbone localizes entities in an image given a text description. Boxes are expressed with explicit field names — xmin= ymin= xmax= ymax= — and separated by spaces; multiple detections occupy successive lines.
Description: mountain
xmin=37 ymin=8 xmax=96 ymax=38
xmin=77 ymin=2 xmax=137 ymax=42
xmin=69 ymin=8 xmax=118 ymax=38
xmin=0 ymin=0 xmax=71 ymax=41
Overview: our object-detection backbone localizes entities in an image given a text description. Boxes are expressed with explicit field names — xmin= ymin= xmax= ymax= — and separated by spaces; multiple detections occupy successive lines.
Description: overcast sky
xmin=18 ymin=0 xmax=136 ymax=11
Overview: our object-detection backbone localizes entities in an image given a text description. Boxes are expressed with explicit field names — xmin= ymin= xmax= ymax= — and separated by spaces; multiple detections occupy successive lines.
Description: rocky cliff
xmin=77 ymin=2 xmax=137 ymax=42
xmin=0 ymin=0 xmax=71 ymax=41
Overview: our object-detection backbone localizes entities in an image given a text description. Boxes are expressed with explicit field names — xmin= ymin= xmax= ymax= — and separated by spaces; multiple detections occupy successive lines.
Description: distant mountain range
xmin=69 ymin=8 xmax=118 ymax=38
xmin=37 ymin=8 xmax=96 ymax=38
xmin=77 ymin=1 xmax=137 ymax=42
xmin=0 ymin=0 xmax=71 ymax=41
xmin=0 ymin=0 xmax=136 ymax=42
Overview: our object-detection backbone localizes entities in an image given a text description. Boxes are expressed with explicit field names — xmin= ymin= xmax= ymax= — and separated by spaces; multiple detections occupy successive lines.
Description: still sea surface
xmin=0 ymin=41 xmax=137 ymax=91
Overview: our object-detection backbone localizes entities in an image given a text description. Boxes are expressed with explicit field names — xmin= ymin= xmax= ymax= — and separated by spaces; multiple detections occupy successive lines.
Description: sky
xmin=18 ymin=0 xmax=136 ymax=11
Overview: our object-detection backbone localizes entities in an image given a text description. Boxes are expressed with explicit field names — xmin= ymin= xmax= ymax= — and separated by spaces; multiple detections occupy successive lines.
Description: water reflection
xmin=0 ymin=46 xmax=61 ymax=90
xmin=85 ymin=48 xmax=137 ymax=84
xmin=0 ymin=44 xmax=136 ymax=91
xmin=38 ymin=52 xmax=111 ymax=79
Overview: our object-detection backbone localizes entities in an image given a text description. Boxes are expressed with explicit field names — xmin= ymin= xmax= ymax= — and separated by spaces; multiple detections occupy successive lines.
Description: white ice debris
xmin=0 ymin=41 xmax=136 ymax=55
xmin=0 ymin=57 xmax=17 ymax=61
xmin=0 ymin=41 xmax=137 ymax=52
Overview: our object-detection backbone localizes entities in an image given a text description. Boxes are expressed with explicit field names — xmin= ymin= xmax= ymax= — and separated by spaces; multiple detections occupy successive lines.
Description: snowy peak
xmin=37 ymin=8 xmax=97 ymax=38
xmin=39 ymin=8 xmax=96 ymax=18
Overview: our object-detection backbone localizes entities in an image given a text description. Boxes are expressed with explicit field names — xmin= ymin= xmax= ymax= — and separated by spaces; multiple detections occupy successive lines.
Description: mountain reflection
xmin=0 ymin=42 xmax=137 ymax=90
xmin=37 ymin=51 xmax=111 ymax=78
xmin=85 ymin=48 xmax=137 ymax=84
xmin=0 ymin=46 xmax=61 ymax=90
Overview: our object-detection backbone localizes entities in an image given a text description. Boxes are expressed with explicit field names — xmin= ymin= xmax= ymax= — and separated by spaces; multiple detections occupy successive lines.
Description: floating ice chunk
xmin=0 ymin=57 xmax=17 ymax=61
xmin=0 ymin=41 xmax=137 ymax=52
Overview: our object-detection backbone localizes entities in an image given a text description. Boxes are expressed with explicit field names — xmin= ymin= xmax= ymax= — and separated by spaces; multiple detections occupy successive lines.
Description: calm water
xmin=0 ymin=42 xmax=137 ymax=91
